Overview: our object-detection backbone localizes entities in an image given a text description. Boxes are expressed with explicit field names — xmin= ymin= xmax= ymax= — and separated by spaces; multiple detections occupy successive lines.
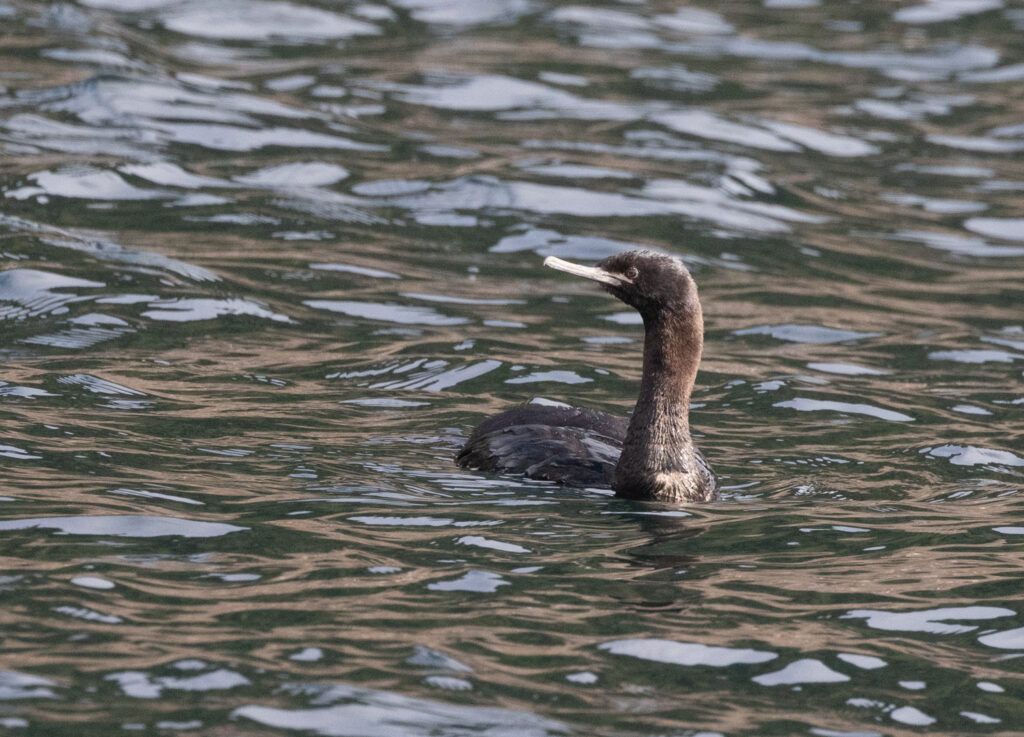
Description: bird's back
xmin=456 ymin=404 xmax=628 ymax=488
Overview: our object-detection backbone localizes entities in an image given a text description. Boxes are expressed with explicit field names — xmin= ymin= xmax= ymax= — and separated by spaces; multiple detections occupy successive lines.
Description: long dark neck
xmin=613 ymin=303 xmax=707 ymax=501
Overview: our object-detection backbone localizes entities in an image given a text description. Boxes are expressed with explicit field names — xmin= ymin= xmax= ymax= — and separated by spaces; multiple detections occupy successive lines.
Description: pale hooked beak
xmin=543 ymin=256 xmax=631 ymax=287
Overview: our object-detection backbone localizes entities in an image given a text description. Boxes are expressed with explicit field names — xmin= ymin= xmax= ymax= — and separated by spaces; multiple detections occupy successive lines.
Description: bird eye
xmin=625 ymin=266 xmax=639 ymax=281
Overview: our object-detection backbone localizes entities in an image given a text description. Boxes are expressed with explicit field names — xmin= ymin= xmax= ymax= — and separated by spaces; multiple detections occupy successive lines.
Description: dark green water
xmin=2 ymin=0 xmax=1023 ymax=734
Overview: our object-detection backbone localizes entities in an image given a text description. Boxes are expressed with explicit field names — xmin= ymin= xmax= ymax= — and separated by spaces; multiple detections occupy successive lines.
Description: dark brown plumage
xmin=457 ymin=250 xmax=716 ymax=503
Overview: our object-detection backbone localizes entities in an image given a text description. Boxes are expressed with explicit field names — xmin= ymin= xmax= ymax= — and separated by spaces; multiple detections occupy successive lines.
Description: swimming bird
xmin=457 ymin=250 xmax=716 ymax=503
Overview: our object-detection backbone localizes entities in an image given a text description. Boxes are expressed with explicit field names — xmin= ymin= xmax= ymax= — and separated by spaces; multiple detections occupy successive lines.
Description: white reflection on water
xmin=735 ymin=324 xmax=881 ymax=343
xmin=427 ymin=570 xmax=509 ymax=593
xmin=491 ymin=227 xmax=641 ymax=261
xmin=234 ymin=161 xmax=350 ymax=188
xmin=53 ymin=605 xmax=122 ymax=624
xmin=963 ymin=62 xmax=1024 ymax=83
xmin=773 ymin=399 xmax=914 ymax=423
xmin=506 ymin=371 xmax=591 ymax=385
xmin=651 ymin=110 xmax=798 ymax=152
xmin=391 ymin=73 xmax=594 ymax=113
xmin=977 ymin=681 xmax=1005 ymax=692
xmin=58 ymin=374 xmax=146 ymax=395
xmin=519 ymin=162 xmax=635 ymax=180
xmin=456 ymin=535 xmax=530 ymax=554
xmin=759 ymin=120 xmax=880 ymax=157
xmin=656 ymin=7 xmax=736 ymax=35
xmin=674 ymin=38 xmax=994 ymax=81
xmin=390 ymin=72 xmax=879 ymax=159
xmin=0 ymin=383 xmax=56 ymax=399
xmin=339 ymin=398 xmax=429 ymax=408
xmin=984 ymin=328 xmax=1024 ymax=351
xmin=551 ymin=3 xmax=998 ymax=77
xmin=752 ymin=659 xmax=850 ymax=686
xmin=599 ymin=638 xmax=777 ymax=667
xmin=142 ymin=297 xmax=292 ymax=323
xmin=70 ymin=576 xmax=116 ymax=590
xmin=550 ymin=5 xmax=734 ymax=43
xmin=365 ymin=360 xmax=503 ymax=392
xmin=154 ymin=122 xmax=385 ymax=152
xmin=927 ymin=133 xmax=1024 ymax=153
xmin=107 ymin=667 xmax=251 ymax=699
xmin=927 ymin=349 xmax=1022 ymax=363
xmin=291 ymin=647 xmax=324 ymax=662
xmin=159 ymin=0 xmax=380 ymax=42
xmin=403 ymin=293 xmax=524 ymax=306
xmin=426 ymin=676 xmax=472 ymax=691
xmin=0 ymin=113 xmax=152 ymax=160
xmin=807 ymin=363 xmax=889 ymax=376
xmin=0 ymin=268 xmax=103 ymax=320
xmin=978 ymin=627 xmax=1024 ymax=649
xmin=951 ymin=404 xmax=992 ymax=416
xmin=7 ymin=168 xmax=169 ymax=201
xmin=407 ymin=645 xmax=472 ymax=672
xmin=0 ymin=515 xmax=247 ymax=538
xmin=69 ymin=313 xmax=129 ymax=327
xmin=836 ymin=654 xmax=886 ymax=670
xmin=42 ymin=75 xmax=312 ymax=126
xmin=0 ymin=445 xmax=42 ymax=460
xmin=234 ymin=682 xmax=569 ymax=736
xmin=854 ymin=93 xmax=975 ymax=121
xmin=376 ymin=175 xmax=813 ymax=234
xmin=349 ymin=516 xmax=454 ymax=526
xmin=0 ymin=671 xmax=58 ymax=700
xmin=965 ymin=217 xmax=1024 ymax=241
xmin=0 ymin=215 xmax=220 ymax=283
xmin=392 ymin=0 xmax=532 ymax=28
xmin=927 ymin=445 xmax=1024 ymax=467
xmin=642 ymin=177 xmax=825 ymax=229
xmin=889 ymin=705 xmax=935 ymax=726
xmin=110 ymin=487 xmax=205 ymax=506
xmin=841 ymin=606 xmax=1015 ymax=634
xmin=894 ymin=0 xmax=1002 ymax=24
xmin=892 ymin=230 xmax=1024 ymax=257
xmin=810 ymin=728 xmax=880 ymax=737
xmin=305 ymin=299 xmax=466 ymax=326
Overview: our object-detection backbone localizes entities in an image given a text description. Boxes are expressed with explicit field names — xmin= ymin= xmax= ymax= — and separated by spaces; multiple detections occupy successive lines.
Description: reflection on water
xmin=2 ymin=0 xmax=1023 ymax=733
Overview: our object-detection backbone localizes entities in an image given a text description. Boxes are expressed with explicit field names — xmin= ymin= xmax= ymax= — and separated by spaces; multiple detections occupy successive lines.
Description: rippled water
xmin=2 ymin=0 xmax=1024 ymax=734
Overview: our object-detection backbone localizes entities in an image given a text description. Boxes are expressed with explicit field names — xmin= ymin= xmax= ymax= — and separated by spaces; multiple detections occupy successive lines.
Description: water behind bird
xmin=1 ymin=0 xmax=1022 ymax=734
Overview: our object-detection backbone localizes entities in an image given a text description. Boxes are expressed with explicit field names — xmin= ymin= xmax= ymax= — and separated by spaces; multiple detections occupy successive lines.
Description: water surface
xmin=1 ymin=0 xmax=1023 ymax=734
